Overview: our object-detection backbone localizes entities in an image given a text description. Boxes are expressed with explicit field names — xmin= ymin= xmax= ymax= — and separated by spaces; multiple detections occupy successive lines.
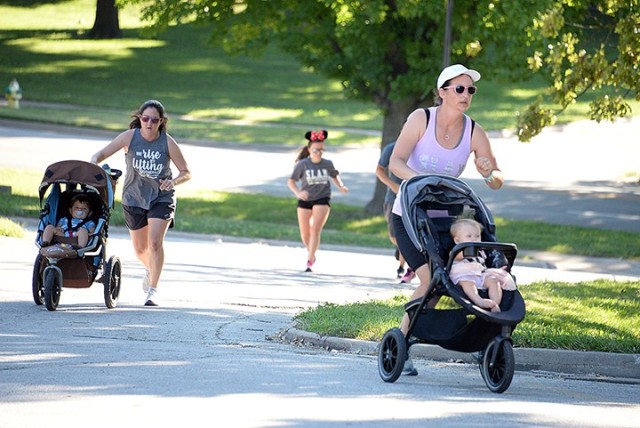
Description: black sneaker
xmin=471 ymin=351 xmax=484 ymax=364
xmin=396 ymin=266 xmax=405 ymax=279
xmin=402 ymin=357 xmax=418 ymax=376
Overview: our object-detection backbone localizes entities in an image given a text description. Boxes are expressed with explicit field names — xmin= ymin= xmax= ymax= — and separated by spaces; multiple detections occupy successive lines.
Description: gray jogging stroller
xmin=32 ymin=160 xmax=122 ymax=311
xmin=377 ymin=174 xmax=526 ymax=393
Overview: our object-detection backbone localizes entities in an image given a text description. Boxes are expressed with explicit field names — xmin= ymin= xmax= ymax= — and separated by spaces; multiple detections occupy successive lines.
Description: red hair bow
xmin=310 ymin=131 xmax=326 ymax=142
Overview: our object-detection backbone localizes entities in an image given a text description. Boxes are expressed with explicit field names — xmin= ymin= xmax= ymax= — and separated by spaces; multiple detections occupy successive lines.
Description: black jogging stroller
xmin=32 ymin=160 xmax=123 ymax=311
xmin=377 ymin=174 xmax=526 ymax=393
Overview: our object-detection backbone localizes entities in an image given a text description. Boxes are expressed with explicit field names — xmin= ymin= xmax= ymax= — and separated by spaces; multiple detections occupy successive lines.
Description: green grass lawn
xmin=295 ymin=279 xmax=640 ymax=354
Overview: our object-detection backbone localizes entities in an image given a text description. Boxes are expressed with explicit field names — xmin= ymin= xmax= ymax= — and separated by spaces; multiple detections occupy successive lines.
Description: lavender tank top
xmin=392 ymin=107 xmax=473 ymax=215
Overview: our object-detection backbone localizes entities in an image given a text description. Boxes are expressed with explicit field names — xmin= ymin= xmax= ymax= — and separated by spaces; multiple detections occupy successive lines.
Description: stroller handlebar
xmin=101 ymin=164 xmax=123 ymax=182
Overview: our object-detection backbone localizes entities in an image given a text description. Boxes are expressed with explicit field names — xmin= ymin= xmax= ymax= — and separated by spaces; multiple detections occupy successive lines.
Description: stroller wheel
xmin=32 ymin=254 xmax=45 ymax=305
xmin=480 ymin=338 xmax=515 ymax=393
xmin=378 ymin=328 xmax=406 ymax=383
xmin=103 ymin=256 xmax=121 ymax=309
xmin=44 ymin=269 xmax=61 ymax=311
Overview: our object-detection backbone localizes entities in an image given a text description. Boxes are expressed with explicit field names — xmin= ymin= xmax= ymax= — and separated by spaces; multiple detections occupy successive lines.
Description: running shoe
xmin=402 ymin=356 xmax=418 ymax=376
xmin=144 ymin=288 xmax=159 ymax=306
xmin=400 ymin=268 xmax=415 ymax=283
xmin=471 ymin=351 xmax=484 ymax=364
xmin=305 ymin=260 xmax=314 ymax=273
xmin=396 ymin=266 xmax=405 ymax=279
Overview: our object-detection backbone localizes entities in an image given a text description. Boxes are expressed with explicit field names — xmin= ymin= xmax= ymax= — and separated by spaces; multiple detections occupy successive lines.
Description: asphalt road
xmin=0 ymin=118 xmax=639 ymax=232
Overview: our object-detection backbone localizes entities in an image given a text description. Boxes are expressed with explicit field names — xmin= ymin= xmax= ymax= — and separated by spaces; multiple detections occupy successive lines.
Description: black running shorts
xmin=122 ymin=201 xmax=175 ymax=231
xmin=392 ymin=213 xmax=429 ymax=271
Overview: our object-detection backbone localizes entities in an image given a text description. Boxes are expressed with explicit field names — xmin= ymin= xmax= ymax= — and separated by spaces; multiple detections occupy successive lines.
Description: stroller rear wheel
xmin=44 ymin=269 xmax=62 ymax=311
xmin=32 ymin=254 xmax=45 ymax=305
xmin=480 ymin=338 xmax=515 ymax=393
xmin=378 ymin=328 xmax=407 ymax=383
xmin=103 ymin=256 xmax=121 ymax=309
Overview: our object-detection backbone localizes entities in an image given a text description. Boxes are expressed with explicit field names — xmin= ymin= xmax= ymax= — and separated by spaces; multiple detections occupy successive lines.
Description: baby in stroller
xmin=450 ymin=218 xmax=516 ymax=313
xmin=378 ymin=174 xmax=525 ymax=393
xmin=41 ymin=194 xmax=96 ymax=249
xmin=33 ymin=160 xmax=122 ymax=311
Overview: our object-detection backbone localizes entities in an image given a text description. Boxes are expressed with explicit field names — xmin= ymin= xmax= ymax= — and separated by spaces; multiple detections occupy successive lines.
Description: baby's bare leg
xmin=76 ymin=229 xmax=89 ymax=248
xmin=484 ymin=276 xmax=503 ymax=310
xmin=460 ymin=281 xmax=499 ymax=311
xmin=42 ymin=225 xmax=56 ymax=243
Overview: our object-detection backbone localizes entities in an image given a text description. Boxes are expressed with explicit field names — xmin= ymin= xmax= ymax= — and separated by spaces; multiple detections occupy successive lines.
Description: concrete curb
xmin=281 ymin=328 xmax=640 ymax=383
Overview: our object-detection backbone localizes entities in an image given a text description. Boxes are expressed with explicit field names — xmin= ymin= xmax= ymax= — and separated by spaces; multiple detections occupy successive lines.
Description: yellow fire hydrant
xmin=5 ymin=79 xmax=22 ymax=109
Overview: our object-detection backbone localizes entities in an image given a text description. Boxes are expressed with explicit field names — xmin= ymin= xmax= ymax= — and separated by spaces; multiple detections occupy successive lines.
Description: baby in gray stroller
xmin=450 ymin=218 xmax=516 ymax=313
xmin=378 ymin=174 xmax=525 ymax=393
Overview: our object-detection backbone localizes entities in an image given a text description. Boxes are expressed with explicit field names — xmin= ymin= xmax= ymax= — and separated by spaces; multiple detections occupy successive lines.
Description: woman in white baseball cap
xmin=388 ymin=63 xmax=504 ymax=374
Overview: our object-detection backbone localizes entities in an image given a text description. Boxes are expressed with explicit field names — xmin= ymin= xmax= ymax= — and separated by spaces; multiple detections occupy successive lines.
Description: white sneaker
xmin=142 ymin=269 xmax=150 ymax=293
xmin=144 ymin=288 xmax=158 ymax=307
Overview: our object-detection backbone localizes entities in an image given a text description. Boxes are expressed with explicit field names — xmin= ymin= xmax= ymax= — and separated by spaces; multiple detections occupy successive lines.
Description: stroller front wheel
xmin=378 ymin=328 xmax=407 ymax=383
xmin=103 ymin=256 xmax=121 ymax=309
xmin=480 ymin=338 xmax=515 ymax=393
xmin=44 ymin=268 xmax=62 ymax=311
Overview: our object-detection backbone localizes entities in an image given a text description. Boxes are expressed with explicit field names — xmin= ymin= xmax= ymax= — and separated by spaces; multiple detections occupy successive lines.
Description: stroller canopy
xmin=38 ymin=160 xmax=116 ymax=209
xmin=399 ymin=174 xmax=495 ymax=256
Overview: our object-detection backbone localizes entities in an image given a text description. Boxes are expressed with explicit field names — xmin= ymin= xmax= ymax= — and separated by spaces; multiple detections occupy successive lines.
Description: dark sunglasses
xmin=140 ymin=115 xmax=162 ymax=124
xmin=443 ymin=85 xmax=477 ymax=95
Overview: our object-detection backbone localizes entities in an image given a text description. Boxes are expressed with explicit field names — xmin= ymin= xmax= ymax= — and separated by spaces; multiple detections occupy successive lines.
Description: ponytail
xmin=295 ymin=146 xmax=310 ymax=162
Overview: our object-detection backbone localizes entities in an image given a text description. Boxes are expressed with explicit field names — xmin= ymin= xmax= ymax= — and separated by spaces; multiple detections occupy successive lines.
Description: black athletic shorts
xmin=123 ymin=201 xmax=175 ymax=231
xmin=392 ymin=213 xmax=429 ymax=271
xmin=297 ymin=197 xmax=331 ymax=210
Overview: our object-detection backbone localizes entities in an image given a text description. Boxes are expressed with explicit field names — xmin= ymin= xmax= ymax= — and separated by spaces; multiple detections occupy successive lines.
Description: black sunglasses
xmin=443 ymin=85 xmax=477 ymax=95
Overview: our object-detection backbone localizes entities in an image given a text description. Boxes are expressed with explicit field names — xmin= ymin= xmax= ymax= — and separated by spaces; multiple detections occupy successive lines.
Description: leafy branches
xmin=519 ymin=1 xmax=639 ymax=141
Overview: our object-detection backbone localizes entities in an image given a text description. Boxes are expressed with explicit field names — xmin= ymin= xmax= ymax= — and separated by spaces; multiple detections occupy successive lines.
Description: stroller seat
xmin=43 ymin=189 xmax=106 ymax=252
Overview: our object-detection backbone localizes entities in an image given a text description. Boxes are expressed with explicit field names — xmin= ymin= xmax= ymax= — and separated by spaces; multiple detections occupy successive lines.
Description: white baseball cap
xmin=437 ymin=64 xmax=481 ymax=89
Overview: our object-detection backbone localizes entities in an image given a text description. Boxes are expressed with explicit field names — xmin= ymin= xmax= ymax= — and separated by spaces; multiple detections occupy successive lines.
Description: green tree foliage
xmin=119 ymin=0 xmax=553 ymax=210
xmin=119 ymin=0 xmax=638 ymax=207
xmin=519 ymin=1 xmax=639 ymax=141
xmin=120 ymin=0 xmax=639 ymax=142
xmin=119 ymin=0 xmax=550 ymax=143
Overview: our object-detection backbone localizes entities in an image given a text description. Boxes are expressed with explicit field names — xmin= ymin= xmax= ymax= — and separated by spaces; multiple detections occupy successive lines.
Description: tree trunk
xmin=88 ymin=0 xmax=122 ymax=39
xmin=363 ymin=98 xmax=424 ymax=214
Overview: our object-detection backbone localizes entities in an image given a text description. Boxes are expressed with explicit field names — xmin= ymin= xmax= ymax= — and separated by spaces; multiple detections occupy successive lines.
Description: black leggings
xmin=392 ymin=214 xmax=429 ymax=272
